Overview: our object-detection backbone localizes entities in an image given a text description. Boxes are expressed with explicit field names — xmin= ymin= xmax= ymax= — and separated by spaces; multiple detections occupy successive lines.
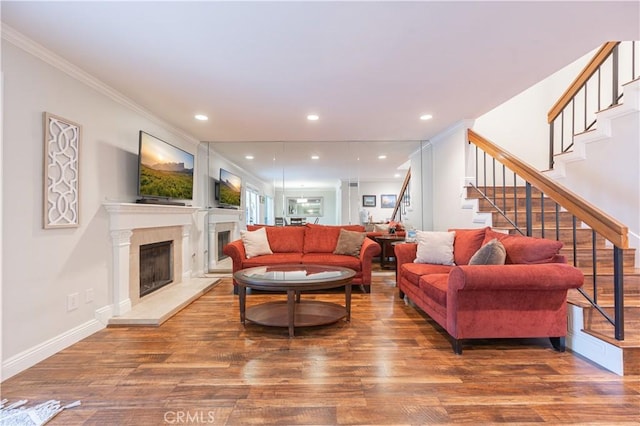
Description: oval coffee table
xmin=234 ymin=264 xmax=356 ymax=337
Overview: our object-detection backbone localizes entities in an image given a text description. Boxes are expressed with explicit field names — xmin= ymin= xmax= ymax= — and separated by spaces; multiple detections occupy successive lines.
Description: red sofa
xmin=394 ymin=227 xmax=584 ymax=354
xmin=224 ymin=224 xmax=381 ymax=294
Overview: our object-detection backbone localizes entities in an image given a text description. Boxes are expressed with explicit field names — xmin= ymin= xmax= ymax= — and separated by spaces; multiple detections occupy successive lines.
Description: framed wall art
xmin=380 ymin=194 xmax=397 ymax=208
xmin=43 ymin=112 xmax=82 ymax=229
xmin=362 ymin=195 xmax=376 ymax=207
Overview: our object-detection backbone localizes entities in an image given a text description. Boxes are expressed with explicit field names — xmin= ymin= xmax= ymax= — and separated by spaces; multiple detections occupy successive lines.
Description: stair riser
xmin=468 ymin=186 xmax=543 ymax=198
xmin=565 ymin=254 xmax=636 ymax=269
xmin=492 ymin=211 xmax=578 ymax=227
xmin=583 ymin=274 xmax=640 ymax=288
xmin=583 ymin=306 xmax=640 ymax=334
xmin=478 ymin=197 xmax=554 ymax=211
xmin=528 ymin=228 xmax=607 ymax=247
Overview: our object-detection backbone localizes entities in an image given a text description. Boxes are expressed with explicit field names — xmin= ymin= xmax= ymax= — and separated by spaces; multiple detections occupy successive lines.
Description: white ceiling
xmin=2 ymin=1 xmax=639 ymax=186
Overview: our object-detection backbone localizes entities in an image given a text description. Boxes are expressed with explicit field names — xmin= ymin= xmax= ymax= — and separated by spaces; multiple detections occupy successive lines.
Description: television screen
xmin=219 ymin=168 xmax=241 ymax=207
xmin=138 ymin=131 xmax=194 ymax=201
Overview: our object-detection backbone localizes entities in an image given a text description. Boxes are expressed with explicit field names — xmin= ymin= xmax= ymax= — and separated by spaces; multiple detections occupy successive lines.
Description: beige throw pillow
xmin=240 ymin=227 xmax=273 ymax=259
xmin=333 ymin=229 xmax=366 ymax=257
xmin=374 ymin=223 xmax=389 ymax=233
xmin=468 ymin=238 xmax=506 ymax=265
xmin=414 ymin=231 xmax=456 ymax=265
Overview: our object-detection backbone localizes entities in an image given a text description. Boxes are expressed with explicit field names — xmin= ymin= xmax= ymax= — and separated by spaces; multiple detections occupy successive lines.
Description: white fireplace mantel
xmin=104 ymin=202 xmax=201 ymax=231
xmin=103 ymin=202 xmax=201 ymax=317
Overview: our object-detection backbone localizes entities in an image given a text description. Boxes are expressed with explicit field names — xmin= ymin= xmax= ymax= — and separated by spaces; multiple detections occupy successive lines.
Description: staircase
xmin=462 ymin=41 xmax=639 ymax=375
xmin=467 ymin=185 xmax=640 ymax=375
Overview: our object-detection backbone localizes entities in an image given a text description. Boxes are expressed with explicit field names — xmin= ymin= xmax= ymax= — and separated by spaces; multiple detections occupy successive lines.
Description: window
xmin=245 ymin=187 xmax=259 ymax=225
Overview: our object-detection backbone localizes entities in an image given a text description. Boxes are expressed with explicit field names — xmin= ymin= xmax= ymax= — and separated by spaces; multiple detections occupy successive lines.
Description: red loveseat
xmin=394 ymin=227 xmax=584 ymax=354
xmin=223 ymin=223 xmax=381 ymax=294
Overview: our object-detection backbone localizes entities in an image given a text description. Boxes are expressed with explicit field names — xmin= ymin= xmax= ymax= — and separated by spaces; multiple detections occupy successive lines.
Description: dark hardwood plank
xmin=1 ymin=275 xmax=638 ymax=425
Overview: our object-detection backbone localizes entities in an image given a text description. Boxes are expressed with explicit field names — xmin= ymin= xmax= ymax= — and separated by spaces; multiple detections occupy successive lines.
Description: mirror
xmin=202 ymin=140 xmax=424 ymax=272
xmin=287 ymin=196 xmax=323 ymax=217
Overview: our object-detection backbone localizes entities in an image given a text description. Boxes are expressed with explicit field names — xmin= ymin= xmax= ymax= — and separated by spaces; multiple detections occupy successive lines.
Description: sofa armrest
xmin=222 ymin=239 xmax=246 ymax=276
xmin=393 ymin=242 xmax=417 ymax=270
xmin=358 ymin=237 xmax=381 ymax=286
xmin=448 ymin=263 xmax=584 ymax=292
xmin=360 ymin=236 xmax=381 ymax=262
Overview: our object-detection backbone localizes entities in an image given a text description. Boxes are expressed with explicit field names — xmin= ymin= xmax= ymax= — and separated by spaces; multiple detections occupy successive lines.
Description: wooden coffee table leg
xmin=345 ymin=283 xmax=352 ymax=322
xmin=239 ymin=285 xmax=247 ymax=325
xmin=287 ymin=289 xmax=296 ymax=337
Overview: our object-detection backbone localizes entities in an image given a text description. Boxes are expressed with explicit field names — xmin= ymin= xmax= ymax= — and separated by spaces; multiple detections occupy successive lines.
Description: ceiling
xmin=2 ymin=1 xmax=639 ymax=186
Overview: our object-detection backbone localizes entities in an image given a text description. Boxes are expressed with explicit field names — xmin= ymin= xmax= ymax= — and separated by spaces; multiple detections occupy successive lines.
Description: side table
xmin=373 ymin=235 xmax=405 ymax=269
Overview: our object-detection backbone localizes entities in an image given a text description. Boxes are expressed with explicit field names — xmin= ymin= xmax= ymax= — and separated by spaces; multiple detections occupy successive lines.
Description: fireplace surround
xmin=104 ymin=203 xmax=200 ymax=317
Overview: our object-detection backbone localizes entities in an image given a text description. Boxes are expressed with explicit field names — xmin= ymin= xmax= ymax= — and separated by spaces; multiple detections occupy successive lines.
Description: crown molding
xmin=1 ymin=24 xmax=200 ymax=147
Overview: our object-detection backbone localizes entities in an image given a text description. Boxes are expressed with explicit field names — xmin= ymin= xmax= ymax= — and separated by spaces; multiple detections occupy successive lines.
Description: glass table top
xmin=234 ymin=264 xmax=355 ymax=285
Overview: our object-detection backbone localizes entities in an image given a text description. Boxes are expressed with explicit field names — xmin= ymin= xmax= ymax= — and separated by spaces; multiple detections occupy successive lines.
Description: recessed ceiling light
xmin=394 ymin=173 xmax=401 ymax=178
xmin=245 ymin=155 xmax=254 ymax=160
xmin=194 ymin=114 xmax=208 ymax=121
xmin=307 ymin=114 xmax=319 ymax=121
xmin=378 ymin=155 xmax=387 ymax=160
xmin=420 ymin=114 xmax=433 ymax=121
xmin=311 ymin=155 xmax=319 ymax=160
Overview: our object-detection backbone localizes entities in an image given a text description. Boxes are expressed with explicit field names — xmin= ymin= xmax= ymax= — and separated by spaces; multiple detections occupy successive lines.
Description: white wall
xmin=418 ymin=48 xmax=596 ymax=233
xmin=406 ymin=142 xmax=431 ymax=231
xmin=1 ymin=69 xmax=4 ymax=381
xmin=472 ymin=48 xmax=595 ymax=170
xmin=429 ymin=121 xmax=478 ymax=231
xmin=559 ymin=109 xmax=640 ymax=252
xmin=1 ymin=38 xmax=203 ymax=377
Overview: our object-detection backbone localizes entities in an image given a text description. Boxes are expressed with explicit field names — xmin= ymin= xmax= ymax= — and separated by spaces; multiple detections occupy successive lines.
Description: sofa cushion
xmin=449 ymin=227 xmax=488 ymax=265
xmin=247 ymin=225 xmax=306 ymax=253
xmin=240 ymin=227 xmax=273 ymax=258
xmin=414 ymin=231 xmax=455 ymax=265
xmin=418 ymin=273 xmax=449 ymax=308
xmin=484 ymin=229 xmax=563 ymax=264
xmin=468 ymin=238 xmax=506 ymax=265
xmin=242 ymin=253 xmax=303 ymax=267
xmin=301 ymin=253 xmax=362 ymax=271
xmin=400 ymin=263 xmax=454 ymax=287
xmin=333 ymin=229 xmax=366 ymax=257
xmin=303 ymin=224 xmax=366 ymax=253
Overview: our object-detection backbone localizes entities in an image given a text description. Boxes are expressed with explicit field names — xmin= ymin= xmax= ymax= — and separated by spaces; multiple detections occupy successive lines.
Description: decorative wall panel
xmin=43 ymin=112 xmax=81 ymax=228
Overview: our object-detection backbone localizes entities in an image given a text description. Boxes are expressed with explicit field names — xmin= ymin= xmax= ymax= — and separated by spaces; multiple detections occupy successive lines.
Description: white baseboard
xmin=1 ymin=314 xmax=106 ymax=380
xmin=566 ymin=304 xmax=624 ymax=375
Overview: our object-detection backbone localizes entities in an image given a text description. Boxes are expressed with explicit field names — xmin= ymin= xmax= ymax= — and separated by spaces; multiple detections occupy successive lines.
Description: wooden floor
xmin=2 ymin=274 xmax=639 ymax=425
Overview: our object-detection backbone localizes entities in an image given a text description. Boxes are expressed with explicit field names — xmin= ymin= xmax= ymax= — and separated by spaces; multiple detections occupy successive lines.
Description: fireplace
xmin=139 ymin=240 xmax=174 ymax=297
xmin=217 ymin=230 xmax=230 ymax=261
xmin=208 ymin=218 xmax=239 ymax=271
xmin=104 ymin=202 xmax=199 ymax=318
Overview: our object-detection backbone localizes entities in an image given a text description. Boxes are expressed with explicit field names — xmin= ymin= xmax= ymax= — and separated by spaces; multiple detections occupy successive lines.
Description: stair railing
xmin=391 ymin=168 xmax=411 ymax=222
xmin=468 ymin=129 xmax=628 ymax=340
xmin=548 ymin=40 xmax=639 ymax=169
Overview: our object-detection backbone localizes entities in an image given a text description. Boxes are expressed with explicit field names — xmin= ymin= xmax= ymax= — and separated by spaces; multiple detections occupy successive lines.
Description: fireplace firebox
xmin=139 ymin=240 xmax=173 ymax=297
xmin=218 ymin=230 xmax=231 ymax=261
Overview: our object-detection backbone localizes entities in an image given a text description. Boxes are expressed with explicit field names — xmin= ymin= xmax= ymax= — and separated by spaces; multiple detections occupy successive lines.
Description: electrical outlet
xmin=85 ymin=288 xmax=94 ymax=303
xmin=67 ymin=293 xmax=79 ymax=311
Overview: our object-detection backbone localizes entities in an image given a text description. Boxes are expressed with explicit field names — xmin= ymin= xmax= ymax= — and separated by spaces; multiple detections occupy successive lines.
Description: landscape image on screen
xmin=139 ymin=132 xmax=194 ymax=200
xmin=219 ymin=169 xmax=241 ymax=207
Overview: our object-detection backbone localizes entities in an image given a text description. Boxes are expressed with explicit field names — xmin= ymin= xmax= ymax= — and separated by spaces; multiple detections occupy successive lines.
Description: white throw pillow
xmin=414 ymin=231 xmax=456 ymax=265
xmin=240 ymin=227 xmax=273 ymax=259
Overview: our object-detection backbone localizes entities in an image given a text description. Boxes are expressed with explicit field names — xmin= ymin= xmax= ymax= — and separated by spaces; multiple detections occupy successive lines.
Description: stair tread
xmin=581 ymin=268 xmax=640 ymax=276
xmin=581 ymin=329 xmax=640 ymax=348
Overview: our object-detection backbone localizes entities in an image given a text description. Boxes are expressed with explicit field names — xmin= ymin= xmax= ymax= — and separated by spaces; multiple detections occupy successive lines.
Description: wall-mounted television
xmin=219 ymin=168 xmax=241 ymax=208
xmin=137 ymin=131 xmax=194 ymax=205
